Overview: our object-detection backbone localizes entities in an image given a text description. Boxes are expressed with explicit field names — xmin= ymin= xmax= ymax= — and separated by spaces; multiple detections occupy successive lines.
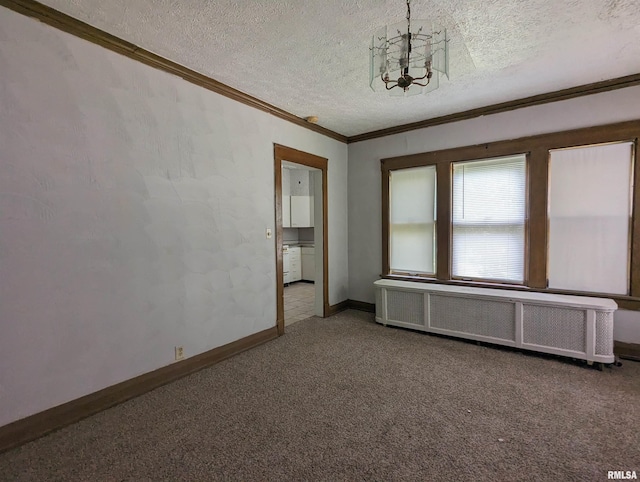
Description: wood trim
xmin=0 ymin=326 xmax=278 ymax=454
xmin=528 ymin=148 xmax=549 ymax=289
xmin=326 ymin=300 xmax=350 ymax=316
xmin=348 ymin=74 xmax=640 ymax=143
xmin=381 ymin=120 xmax=640 ymax=171
xmin=631 ymin=141 xmax=640 ymax=298
xmin=274 ymin=144 xmax=329 ymax=333
xmin=380 ymin=120 xmax=640 ymax=306
xmin=274 ymin=157 xmax=285 ymax=335
xmin=6 ymin=0 xmax=639 ymax=148
xmin=381 ymin=163 xmax=449 ymax=279
xmin=322 ymin=167 xmax=329 ymax=318
xmin=436 ymin=163 xmax=451 ymax=280
xmin=0 ymin=0 xmax=347 ymax=144
xmin=275 ymin=145 xmax=328 ymax=170
xmin=5 ymin=1 xmax=637 ymax=149
xmin=614 ymin=298 xmax=640 ymax=311
xmin=614 ymin=341 xmax=640 ymax=361
xmin=348 ymin=300 xmax=376 ymax=313
xmin=381 ymin=165 xmax=391 ymax=276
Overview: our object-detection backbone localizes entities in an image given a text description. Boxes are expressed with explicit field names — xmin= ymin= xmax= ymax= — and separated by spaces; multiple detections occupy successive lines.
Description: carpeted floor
xmin=1 ymin=310 xmax=639 ymax=481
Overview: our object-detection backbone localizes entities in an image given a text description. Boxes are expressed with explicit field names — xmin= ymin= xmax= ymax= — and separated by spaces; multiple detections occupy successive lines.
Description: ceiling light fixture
xmin=370 ymin=0 xmax=449 ymax=96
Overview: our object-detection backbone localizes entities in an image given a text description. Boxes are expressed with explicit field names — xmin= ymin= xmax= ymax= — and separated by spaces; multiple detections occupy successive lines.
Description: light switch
xmin=266 ymin=228 xmax=272 ymax=239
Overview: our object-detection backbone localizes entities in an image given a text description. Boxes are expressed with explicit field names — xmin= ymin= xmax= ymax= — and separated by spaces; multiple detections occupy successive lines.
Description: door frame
xmin=274 ymin=144 xmax=328 ymax=335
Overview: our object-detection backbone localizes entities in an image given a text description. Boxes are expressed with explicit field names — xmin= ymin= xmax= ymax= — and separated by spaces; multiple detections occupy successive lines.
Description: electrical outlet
xmin=175 ymin=346 xmax=184 ymax=361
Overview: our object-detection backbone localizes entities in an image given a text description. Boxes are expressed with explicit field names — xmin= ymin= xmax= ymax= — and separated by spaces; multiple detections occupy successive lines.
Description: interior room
xmin=1 ymin=0 xmax=639 ymax=479
xmin=281 ymin=162 xmax=322 ymax=326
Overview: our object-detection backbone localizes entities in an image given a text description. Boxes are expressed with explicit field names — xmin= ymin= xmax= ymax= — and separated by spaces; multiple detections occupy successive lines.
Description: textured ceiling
xmin=37 ymin=0 xmax=640 ymax=137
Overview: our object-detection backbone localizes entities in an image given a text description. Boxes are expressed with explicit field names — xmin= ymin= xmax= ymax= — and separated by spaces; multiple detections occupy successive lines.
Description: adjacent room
xmin=1 ymin=0 xmax=639 ymax=480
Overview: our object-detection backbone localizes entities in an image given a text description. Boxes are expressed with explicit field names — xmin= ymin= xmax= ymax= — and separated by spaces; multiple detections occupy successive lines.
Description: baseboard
xmin=348 ymin=300 xmax=376 ymax=313
xmin=325 ymin=300 xmax=350 ymax=316
xmin=0 ymin=326 xmax=278 ymax=454
xmin=615 ymin=341 xmax=640 ymax=361
xmin=325 ymin=299 xmax=376 ymax=316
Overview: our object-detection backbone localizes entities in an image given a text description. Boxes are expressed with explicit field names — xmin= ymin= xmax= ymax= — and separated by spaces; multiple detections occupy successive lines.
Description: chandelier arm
xmin=380 ymin=74 xmax=400 ymax=90
xmin=406 ymin=0 xmax=411 ymax=71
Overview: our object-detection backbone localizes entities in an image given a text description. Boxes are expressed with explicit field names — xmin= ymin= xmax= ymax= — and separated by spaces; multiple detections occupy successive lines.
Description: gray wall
xmin=348 ymin=85 xmax=640 ymax=344
xmin=0 ymin=8 xmax=348 ymax=426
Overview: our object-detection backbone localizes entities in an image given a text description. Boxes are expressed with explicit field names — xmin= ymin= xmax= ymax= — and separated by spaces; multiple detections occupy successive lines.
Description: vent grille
xmin=523 ymin=305 xmax=586 ymax=352
xmin=374 ymin=280 xmax=616 ymax=363
xmin=387 ymin=290 xmax=424 ymax=326
xmin=595 ymin=311 xmax=614 ymax=356
xmin=430 ymin=295 xmax=516 ymax=341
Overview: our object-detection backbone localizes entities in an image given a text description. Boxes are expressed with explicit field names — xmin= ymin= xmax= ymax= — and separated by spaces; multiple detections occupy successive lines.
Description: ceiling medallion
xmin=370 ymin=0 xmax=449 ymax=96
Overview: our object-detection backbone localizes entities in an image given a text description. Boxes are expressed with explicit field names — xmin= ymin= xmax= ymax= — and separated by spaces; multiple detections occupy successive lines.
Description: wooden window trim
xmin=449 ymin=153 xmax=529 ymax=285
xmin=274 ymin=144 xmax=329 ymax=335
xmin=381 ymin=119 xmax=640 ymax=309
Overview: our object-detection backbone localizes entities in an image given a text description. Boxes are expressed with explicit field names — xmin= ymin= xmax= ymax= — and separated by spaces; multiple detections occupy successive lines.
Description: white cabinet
xmin=291 ymin=195 xmax=313 ymax=228
xmin=283 ymin=248 xmax=290 ymax=283
xmin=301 ymin=247 xmax=315 ymax=281
xmin=282 ymin=195 xmax=291 ymax=228
xmin=289 ymin=247 xmax=302 ymax=282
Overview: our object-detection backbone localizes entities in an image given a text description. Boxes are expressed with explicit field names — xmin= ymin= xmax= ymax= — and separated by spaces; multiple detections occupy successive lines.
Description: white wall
xmin=348 ymin=85 xmax=640 ymax=344
xmin=0 ymin=8 xmax=347 ymax=427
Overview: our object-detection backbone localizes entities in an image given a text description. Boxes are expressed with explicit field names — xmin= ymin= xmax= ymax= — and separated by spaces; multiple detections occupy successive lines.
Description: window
xmin=452 ymin=155 xmax=527 ymax=283
xmin=548 ymin=142 xmax=634 ymax=295
xmin=381 ymin=120 xmax=640 ymax=307
xmin=389 ymin=166 xmax=436 ymax=275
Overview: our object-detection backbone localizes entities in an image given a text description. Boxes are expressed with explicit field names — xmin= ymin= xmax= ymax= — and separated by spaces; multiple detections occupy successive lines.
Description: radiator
xmin=374 ymin=279 xmax=616 ymax=364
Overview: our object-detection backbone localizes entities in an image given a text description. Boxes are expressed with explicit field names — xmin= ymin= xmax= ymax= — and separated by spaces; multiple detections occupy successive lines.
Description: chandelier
xmin=370 ymin=0 xmax=449 ymax=96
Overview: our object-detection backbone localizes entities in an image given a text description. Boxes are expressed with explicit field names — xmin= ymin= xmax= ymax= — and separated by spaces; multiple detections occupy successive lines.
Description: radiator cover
xmin=374 ymin=280 xmax=616 ymax=364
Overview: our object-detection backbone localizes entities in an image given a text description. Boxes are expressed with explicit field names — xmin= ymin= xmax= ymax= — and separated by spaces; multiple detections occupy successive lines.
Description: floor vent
xmin=374 ymin=280 xmax=616 ymax=364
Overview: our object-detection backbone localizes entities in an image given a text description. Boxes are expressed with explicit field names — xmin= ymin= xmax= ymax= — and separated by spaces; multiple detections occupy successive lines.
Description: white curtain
xmin=389 ymin=166 xmax=436 ymax=274
xmin=548 ymin=142 xmax=633 ymax=294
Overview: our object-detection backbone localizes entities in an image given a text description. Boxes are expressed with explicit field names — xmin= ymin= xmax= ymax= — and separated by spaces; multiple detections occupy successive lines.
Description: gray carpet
xmin=1 ymin=310 xmax=639 ymax=481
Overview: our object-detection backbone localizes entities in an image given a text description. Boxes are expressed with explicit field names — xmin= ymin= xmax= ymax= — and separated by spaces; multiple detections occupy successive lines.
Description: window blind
xmin=548 ymin=142 xmax=633 ymax=295
xmin=452 ymin=155 xmax=526 ymax=283
xmin=389 ymin=166 xmax=436 ymax=274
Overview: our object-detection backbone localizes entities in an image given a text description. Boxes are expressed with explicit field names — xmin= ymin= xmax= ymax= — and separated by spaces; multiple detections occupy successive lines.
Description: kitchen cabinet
xmin=291 ymin=195 xmax=313 ymax=228
xmin=283 ymin=247 xmax=290 ymax=283
xmin=301 ymin=247 xmax=315 ymax=281
xmin=282 ymin=195 xmax=291 ymax=228
xmin=289 ymin=247 xmax=302 ymax=282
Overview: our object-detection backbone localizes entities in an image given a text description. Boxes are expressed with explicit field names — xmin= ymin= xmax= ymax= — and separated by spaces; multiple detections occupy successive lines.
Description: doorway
xmin=274 ymin=144 xmax=328 ymax=336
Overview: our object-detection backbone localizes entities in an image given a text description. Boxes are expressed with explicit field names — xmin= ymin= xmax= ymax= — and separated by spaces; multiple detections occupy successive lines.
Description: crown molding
xmin=347 ymin=73 xmax=640 ymax=143
xmin=4 ymin=0 xmax=639 ymax=147
xmin=0 ymin=0 xmax=348 ymax=144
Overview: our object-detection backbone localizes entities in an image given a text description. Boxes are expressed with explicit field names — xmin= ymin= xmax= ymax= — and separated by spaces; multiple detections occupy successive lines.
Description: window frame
xmin=388 ymin=165 xmax=438 ymax=277
xmin=450 ymin=154 xmax=529 ymax=285
xmin=546 ymin=141 xmax=635 ymax=295
xmin=381 ymin=120 xmax=640 ymax=310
